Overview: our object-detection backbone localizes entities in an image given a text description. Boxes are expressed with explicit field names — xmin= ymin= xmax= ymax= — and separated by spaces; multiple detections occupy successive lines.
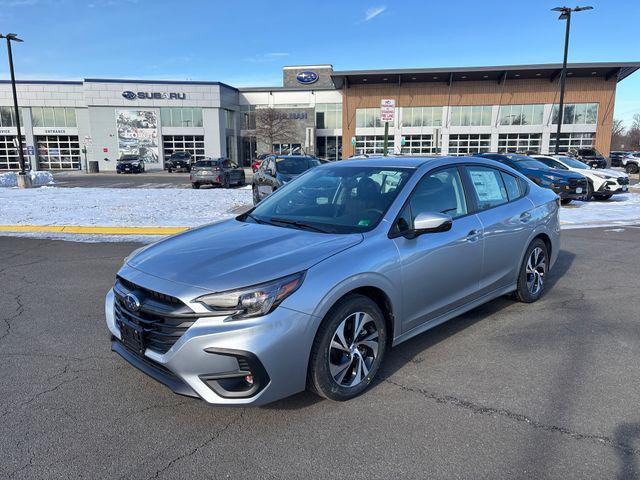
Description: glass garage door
xmin=162 ymin=135 xmax=205 ymax=162
xmin=36 ymin=135 xmax=81 ymax=170
xmin=0 ymin=135 xmax=24 ymax=170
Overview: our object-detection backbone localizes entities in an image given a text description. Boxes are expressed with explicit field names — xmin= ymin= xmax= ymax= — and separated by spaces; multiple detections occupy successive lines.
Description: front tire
xmin=514 ymin=239 xmax=548 ymax=303
xmin=561 ymin=198 xmax=572 ymax=205
xmin=625 ymin=163 xmax=639 ymax=175
xmin=192 ymin=182 xmax=200 ymax=189
xmin=585 ymin=181 xmax=594 ymax=201
xmin=308 ymin=294 xmax=387 ymax=401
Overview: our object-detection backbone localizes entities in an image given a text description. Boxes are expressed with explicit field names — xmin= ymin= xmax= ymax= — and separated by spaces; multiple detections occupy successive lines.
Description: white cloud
xmin=364 ymin=5 xmax=386 ymax=22
xmin=244 ymin=52 xmax=290 ymax=63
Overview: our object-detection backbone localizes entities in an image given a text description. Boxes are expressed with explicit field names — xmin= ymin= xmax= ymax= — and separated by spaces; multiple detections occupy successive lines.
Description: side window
xmin=467 ymin=166 xmax=509 ymax=211
xmin=396 ymin=167 xmax=468 ymax=233
xmin=500 ymin=171 xmax=523 ymax=201
xmin=222 ymin=159 xmax=233 ymax=168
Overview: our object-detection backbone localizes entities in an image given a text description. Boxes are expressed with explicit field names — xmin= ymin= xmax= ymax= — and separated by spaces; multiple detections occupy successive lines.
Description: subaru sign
xmin=122 ymin=91 xmax=187 ymax=100
xmin=296 ymin=71 xmax=319 ymax=85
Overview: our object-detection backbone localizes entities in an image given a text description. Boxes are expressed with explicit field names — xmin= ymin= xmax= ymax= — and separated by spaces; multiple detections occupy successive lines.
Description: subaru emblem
xmin=122 ymin=91 xmax=137 ymax=100
xmin=296 ymin=71 xmax=319 ymax=84
xmin=124 ymin=293 xmax=141 ymax=312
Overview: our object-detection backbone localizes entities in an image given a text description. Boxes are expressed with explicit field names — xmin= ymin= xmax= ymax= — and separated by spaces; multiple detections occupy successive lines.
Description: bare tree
xmin=253 ymin=108 xmax=297 ymax=154
xmin=611 ymin=118 xmax=627 ymax=150
xmin=612 ymin=118 xmax=625 ymax=137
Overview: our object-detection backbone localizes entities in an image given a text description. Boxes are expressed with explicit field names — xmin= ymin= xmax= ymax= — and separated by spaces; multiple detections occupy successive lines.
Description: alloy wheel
xmin=328 ymin=312 xmax=379 ymax=388
xmin=526 ymin=247 xmax=546 ymax=296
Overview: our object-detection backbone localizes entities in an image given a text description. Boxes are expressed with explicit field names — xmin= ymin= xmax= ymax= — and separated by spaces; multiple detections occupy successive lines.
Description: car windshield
xmin=172 ymin=152 xmax=190 ymax=159
xmin=245 ymin=165 xmax=414 ymax=234
xmin=275 ymin=156 xmax=320 ymax=175
xmin=194 ymin=160 xmax=218 ymax=168
xmin=558 ymin=156 xmax=590 ymax=169
xmin=119 ymin=156 xmax=139 ymax=162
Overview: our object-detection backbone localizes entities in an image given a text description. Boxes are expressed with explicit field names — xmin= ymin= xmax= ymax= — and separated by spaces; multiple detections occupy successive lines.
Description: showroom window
xmin=162 ymin=135 xmax=205 ymax=162
xmin=449 ymin=106 xmax=492 ymax=126
xmin=36 ymin=135 xmax=81 ymax=170
xmin=356 ymin=108 xmax=395 ymax=128
xmin=272 ymin=143 xmax=303 ymax=155
xmin=241 ymin=105 xmax=257 ymax=130
xmin=0 ymin=135 xmax=25 ymax=170
xmin=402 ymin=134 xmax=439 ymax=155
xmin=315 ymin=103 xmax=342 ymax=129
xmin=0 ymin=106 xmax=23 ymax=127
xmin=498 ymin=133 xmax=542 ymax=153
xmin=225 ymin=110 xmax=235 ymax=129
xmin=549 ymin=132 xmax=595 ymax=152
xmin=355 ymin=135 xmax=395 ymax=155
xmin=498 ymin=104 xmax=544 ymax=125
xmin=448 ymin=134 xmax=491 ymax=155
xmin=401 ymin=107 xmax=443 ymax=127
xmin=31 ymin=107 xmax=76 ymax=128
xmin=160 ymin=108 xmax=203 ymax=128
xmin=551 ymin=103 xmax=598 ymax=125
xmin=316 ymin=136 xmax=342 ymax=161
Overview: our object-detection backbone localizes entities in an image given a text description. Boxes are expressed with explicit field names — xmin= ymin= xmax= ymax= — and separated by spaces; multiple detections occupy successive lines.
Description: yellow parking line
xmin=0 ymin=225 xmax=189 ymax=235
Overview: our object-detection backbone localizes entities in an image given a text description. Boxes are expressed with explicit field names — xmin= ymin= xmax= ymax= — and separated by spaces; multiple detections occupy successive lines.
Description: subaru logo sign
xmin=122 ymin=91 xmax=137 ymax=100
xmin=122 ymin=91 xmax=187 ymax=100
xmin=296 ymin=71 xmax=319 ymax=85
xmin=124 ymin=293 xmax=141 ymax=312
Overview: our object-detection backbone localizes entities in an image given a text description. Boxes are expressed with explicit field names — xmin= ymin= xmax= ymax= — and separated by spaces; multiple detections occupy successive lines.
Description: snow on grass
xmin=0 ymin=186 xmax=251 ymax=228
xmin=0 ymin=171 xmax=54 ymax=187
xmin=560 ymin=192 xmax=640 ymax=228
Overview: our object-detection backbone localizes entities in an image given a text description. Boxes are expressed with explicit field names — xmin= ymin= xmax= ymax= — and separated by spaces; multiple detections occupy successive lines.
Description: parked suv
xmin=252 ymin=155 xmax=321 ymax=204
xmin=609 ymin=151 xmax=628 ymax=168
xmin=106 ymin=156 xmax=560 ymax=406
xmin=165 ymin=151 xmax=192 ymax=172
xmin=570 ymin=148 xmax=607 ymax=169
xmin=532 ymin=155 xmax=629 ymax=200
xmin=189 ymin=158 xmax=245 ymax=189
xmin=621 ymin=152 xmax=640 ymax=174
xmin=476 ymin=153 xmax=587 ymax=204
xmin=116 ymin=155 xmax=145 ymax=174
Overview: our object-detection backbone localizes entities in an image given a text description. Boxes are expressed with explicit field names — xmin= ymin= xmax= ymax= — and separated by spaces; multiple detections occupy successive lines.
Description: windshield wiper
xmin=269 ymin=217 xmax=329 ymax=233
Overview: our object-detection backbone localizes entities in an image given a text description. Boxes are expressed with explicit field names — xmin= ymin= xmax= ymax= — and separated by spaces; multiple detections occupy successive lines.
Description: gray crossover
xmin=105 ymin=156 xmax=560 ymax=405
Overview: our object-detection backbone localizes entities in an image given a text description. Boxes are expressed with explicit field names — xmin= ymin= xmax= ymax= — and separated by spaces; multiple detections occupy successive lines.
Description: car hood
xmin=596 ymin=168 xmax=626 ymax=177
xmin=521 ymin=167 xmax=584 ymax=180
xmin=127 ymin=219 xmax=363 ymax=292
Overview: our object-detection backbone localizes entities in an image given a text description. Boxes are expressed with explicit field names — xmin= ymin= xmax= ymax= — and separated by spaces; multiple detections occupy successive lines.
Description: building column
xmin=21 ymin=108 xmax=36 ymax=171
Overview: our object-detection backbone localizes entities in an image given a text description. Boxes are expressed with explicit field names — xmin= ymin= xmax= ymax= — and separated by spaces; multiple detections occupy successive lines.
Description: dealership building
xmin=0 ymin=61 xmax=637 ymax=171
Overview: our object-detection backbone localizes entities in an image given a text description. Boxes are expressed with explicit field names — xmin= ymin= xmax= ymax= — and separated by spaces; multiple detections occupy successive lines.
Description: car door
xmin=391 ymin=166 xmax=484 ymax=334
xmin=256 ymin=157 xmax=275 ymax=200
xmin=463 ymin=165 xmax=535 ymax=295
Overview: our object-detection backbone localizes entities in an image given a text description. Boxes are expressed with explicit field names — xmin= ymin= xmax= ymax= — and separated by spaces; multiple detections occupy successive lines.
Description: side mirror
xmin=406 ymin=212 xmax=452 ymax=238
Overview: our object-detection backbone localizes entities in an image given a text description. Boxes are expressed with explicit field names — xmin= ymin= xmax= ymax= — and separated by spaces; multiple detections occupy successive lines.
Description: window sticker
xmin=470 ymin=170 xmax=504 ymax=202
xmin=358 ymin=219 xmax=371 ymax=227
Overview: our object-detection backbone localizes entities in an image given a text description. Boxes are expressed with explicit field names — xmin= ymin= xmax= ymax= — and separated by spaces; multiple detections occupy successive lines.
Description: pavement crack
xmin=144 ymin=409 xmax=246 ymax=480
xmin=385 ymin=378 xmax=640 ymax=457
xmin=0 ymin=294 xmax=24 ymax=344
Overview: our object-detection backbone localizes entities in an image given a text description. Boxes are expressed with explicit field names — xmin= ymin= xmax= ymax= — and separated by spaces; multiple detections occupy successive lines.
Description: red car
xmin=251 ymin=154 xmax=269 ymax=172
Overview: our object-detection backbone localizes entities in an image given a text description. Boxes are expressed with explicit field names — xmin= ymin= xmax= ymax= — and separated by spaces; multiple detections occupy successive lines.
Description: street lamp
xmin=0 ymin=33 xmax=28 ymax=187
xmin=551 ymin=6 xmax=593 ymax=154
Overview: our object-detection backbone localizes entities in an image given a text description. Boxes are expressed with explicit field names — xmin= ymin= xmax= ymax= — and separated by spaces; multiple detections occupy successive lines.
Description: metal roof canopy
xmin=331 ymin=62 xmax=640 ymax=87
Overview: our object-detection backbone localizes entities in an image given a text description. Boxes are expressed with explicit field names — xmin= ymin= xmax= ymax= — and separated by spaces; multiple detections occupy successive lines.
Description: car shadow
xmin=266 ymin=248 xmax=575 ymax=411
xmin=614 ymin=423 xmax=640 ymax=479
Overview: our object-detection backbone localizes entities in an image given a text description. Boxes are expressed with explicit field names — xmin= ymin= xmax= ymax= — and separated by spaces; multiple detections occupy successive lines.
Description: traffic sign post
xmin=380 ymin=99 xmax=395 ymax=156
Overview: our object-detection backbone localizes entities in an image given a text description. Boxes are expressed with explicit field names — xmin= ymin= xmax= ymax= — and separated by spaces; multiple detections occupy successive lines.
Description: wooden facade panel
xmin=341 ymin=77 xmax=617 ymax=156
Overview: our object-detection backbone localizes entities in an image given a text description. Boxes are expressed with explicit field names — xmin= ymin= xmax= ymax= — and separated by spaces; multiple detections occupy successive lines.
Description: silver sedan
xmin=106 ymin=156 xmax=560 ymax=405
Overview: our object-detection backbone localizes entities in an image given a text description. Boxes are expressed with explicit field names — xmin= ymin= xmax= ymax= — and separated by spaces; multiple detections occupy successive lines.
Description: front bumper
xmin=551 ymin=184 xmax=586 ymax=200
xmin=105 ymin=286 xmax=316 ymax=406
xmin=117 ymin=165 xmax=143 ymax=173
xmin=596 ymin=178 xmax=629 ymax=195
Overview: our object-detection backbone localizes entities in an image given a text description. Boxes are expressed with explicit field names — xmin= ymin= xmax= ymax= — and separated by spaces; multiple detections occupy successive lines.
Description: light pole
xmin=551 ymin=6 xmax=593 ymax=155
xmin=0 ymin=33 xmax=29 ymax=187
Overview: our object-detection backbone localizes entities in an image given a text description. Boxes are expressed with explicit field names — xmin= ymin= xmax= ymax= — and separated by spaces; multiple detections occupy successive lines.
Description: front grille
xmin=569 ymin=178 xmax=587 ymax=189
xmin=619 ymin=177 xmax=629 ymax=185
xmin=114 ymin=277 xmax=196 ymax=354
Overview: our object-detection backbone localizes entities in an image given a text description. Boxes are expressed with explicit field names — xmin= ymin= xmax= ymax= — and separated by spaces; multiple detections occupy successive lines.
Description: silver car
xmin=105 ymin=156 xmax=560 ymax=406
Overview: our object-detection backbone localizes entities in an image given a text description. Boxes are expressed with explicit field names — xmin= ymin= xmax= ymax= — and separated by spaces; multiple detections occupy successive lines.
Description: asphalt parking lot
xmin=2 ymin=227 xmax=640 ymax=479
xmin=52 ymin=170 xmax=253 ymax=189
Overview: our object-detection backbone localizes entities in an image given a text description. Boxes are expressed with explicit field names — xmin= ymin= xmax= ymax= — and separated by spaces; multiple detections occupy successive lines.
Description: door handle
xmin=520 ymin=212 xmax=532 ymax=223
xmin=466 ymin=229 xmax=480 ymax=242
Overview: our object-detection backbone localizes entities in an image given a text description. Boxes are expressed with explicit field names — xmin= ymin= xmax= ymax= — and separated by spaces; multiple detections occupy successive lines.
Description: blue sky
xmin=0 ymin=0 xmax=638 ymax=126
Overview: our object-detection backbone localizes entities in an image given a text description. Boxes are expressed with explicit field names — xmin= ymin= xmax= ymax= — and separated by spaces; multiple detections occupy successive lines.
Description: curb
xmin=0 ymin=225 xmax=189 ymax=235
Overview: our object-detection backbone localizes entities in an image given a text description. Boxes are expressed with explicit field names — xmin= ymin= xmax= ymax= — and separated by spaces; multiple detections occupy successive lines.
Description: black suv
xmin=165 ymin=151 xmax=192 ymax=172
xmin=476 ymin=153 xmax=588 ymax=204
xmin=116 ymin=155 xmax=145 ymax=174
xmin=570 ymin=148 xmax=607 ymax=169
xmin=252 ymin=155 xmax=321 ymax=204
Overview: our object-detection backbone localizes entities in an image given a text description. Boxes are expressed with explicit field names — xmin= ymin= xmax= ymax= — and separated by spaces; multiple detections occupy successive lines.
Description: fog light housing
xmin=199 ymin=348 xmax=269 ymax=399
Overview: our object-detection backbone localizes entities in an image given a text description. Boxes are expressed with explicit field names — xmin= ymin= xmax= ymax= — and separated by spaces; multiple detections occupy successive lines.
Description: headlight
xmin=196 ymin=272 xmax=305 ymax=320
xmin=543 ymin=174 xmax=563 ymax=182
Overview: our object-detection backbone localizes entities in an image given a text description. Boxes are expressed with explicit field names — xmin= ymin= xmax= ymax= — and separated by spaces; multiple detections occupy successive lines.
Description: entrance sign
xmin=380 ymin=99 xmax=396 ymax=123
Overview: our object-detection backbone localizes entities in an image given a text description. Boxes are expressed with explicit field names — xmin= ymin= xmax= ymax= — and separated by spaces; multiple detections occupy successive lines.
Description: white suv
xmin=533 ymin=155 xmax=629 ymax=200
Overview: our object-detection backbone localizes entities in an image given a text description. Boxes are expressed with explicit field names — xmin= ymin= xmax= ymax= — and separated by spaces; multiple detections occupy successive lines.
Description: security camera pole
xmin=551 ymin=6 xmax=593 ymax=155
xmin=0 ymin=33 xmax=29 ymax=187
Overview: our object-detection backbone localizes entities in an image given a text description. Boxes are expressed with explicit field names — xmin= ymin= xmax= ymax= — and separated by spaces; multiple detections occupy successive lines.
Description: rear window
xmin=194 ymin=160 xmax=217 ymax=168
xmin=275 ymin=156 xmax=318 ymax=175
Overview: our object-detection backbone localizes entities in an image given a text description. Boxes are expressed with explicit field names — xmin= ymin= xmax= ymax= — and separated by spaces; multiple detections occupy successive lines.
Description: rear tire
xmin=308 ymin=294 xmax=387 ymax=401
xmin=237 ymin=174 xmax=246 ymax=187
xmin=561 ymin=198 xmax=572 ymax=205
xmin=167 ymin=168 xmax=172 ymax=173
xmin=514 ymin=239 xmax=548 ymax=303
xmin=625 ymin=163 xmax=639 ymax=174
xmin=222 ymin=175 xmax=230 ymax=189
xmin=192 ymin=182 xmax=200 ymax=189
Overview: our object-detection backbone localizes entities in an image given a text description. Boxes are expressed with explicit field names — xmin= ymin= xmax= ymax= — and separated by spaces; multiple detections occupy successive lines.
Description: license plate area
xmin=119 ymin=318 xmax=145 ymax=354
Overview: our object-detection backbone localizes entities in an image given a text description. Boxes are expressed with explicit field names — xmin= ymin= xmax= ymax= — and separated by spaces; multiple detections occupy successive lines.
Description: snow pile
xmin=560 ymin=193 xmax=640 ymax=228
xmin=0 ymin=187 xmax=251 ymax=227
xmin=0 ymin=171 xmax=55 ymax=188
